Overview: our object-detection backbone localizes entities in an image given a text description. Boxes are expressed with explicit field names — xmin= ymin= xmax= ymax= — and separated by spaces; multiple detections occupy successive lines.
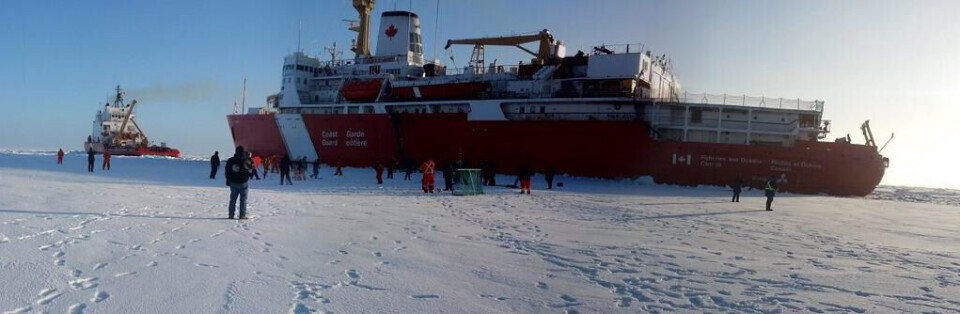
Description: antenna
xmin=241 ymin=77 xmax=247 ymax=114
xmin=433 ymin=0 xmax=440 ymax=63
xmin=297 ymin=0 xmax=303 ymax=53
xmin=324 ymin=42 xmax=342 ymax=63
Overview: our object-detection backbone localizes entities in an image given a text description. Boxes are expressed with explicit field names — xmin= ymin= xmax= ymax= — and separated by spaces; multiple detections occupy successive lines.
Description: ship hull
xmin=226 ymin=114 xmax=288 ymax=157
xmin=83 ymin=142 xmax=181 ymax=158
xmin=228 ymin=112 xmax=885 ymax=196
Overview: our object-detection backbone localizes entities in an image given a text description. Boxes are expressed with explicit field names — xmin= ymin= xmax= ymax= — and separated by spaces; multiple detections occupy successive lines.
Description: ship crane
xmin=444 ymin=29 xmax=556 ymax=68
xmin=113 ymin=99 xmax=149 ymax=147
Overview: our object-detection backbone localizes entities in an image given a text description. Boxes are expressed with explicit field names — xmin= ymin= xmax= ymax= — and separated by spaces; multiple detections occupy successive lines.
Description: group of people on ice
xmin=730 ymin=175 xmax=780 ymax=211
xmin=210 ymin=148 xmax=558 ymax=196
xmin=210 ymin=152 xmax=318 ymax=185
xmin=54 ymin=148 xmax=113 ymax=172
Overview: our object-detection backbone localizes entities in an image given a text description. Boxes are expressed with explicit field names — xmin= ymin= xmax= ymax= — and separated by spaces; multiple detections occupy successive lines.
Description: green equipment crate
xmin=452 ymin=168 xmax=484 ymax=196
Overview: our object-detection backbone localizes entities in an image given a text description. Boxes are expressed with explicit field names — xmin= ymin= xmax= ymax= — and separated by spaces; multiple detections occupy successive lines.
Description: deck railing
xmin=664 ymin=92 xmax=824 ymax=112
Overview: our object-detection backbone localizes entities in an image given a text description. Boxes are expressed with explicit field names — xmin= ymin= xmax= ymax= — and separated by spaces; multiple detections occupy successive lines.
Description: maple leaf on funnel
xmin=385 ymin=24 xmax=398 ymax=39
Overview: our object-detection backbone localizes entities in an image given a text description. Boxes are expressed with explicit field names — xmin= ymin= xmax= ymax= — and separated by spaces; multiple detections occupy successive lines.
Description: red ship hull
xmin=227 ymin=114 xmax=288 ymax=157
xmin=228 ymin=112 xmax=885 ymax=196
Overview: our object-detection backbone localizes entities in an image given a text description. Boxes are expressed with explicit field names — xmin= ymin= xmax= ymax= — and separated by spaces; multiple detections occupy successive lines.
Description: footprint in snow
xmin=91 ymin=291 xmax=109 ymax=303
xmin=344 ymin=269 xmax=359 ymax=279
xmin=93 ymin=263 xmax=108 ymax=271
xmin=69 ymin=277 xmax=99 ymax=290
xmin=35 ymin=288 xmax=61 ymax=305
xmin=114 ymin=272 xmax=136 ymax=278
xmin=67 ymin=303 xmax=86 ymax=314
xmin=410 ymin=294 xmax=440 ymax=299
xmin=196 ymin=263 xmax=220 ymax=268
xmin=4 ymin=306 xmax=31 ymax=313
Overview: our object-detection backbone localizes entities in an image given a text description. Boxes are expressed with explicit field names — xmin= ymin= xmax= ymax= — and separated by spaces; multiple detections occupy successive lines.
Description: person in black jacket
xmin=544 ymin=169 xmax=555 ymax=190
xmin=310 ymin=158 xmax=321 ymax=179
xmin=279 ymin=155 xmax=293 ymax=185
xmin=224 ymin=146 xmax=252 ymax=219
xmin=731 ymin=176 xmax=743 ymax=202
xmin=209 ymin=151 xmax=220 ymax=179
xmin=441 ymin=163 xmax=454 ymax=192
xmin=87 ymin=149 xmax=95 ymax=172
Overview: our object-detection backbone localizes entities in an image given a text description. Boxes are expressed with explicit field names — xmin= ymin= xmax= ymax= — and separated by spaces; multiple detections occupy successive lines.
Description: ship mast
xmin=350 ymin=0 xmax=376 ymax=57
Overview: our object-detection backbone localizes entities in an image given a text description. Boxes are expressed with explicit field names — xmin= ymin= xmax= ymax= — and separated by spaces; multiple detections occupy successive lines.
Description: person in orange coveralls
xmin=102 ymin=151 xmax=111 ymax=170
xmin=420 ymin=159 xmax=436 ymax=193
xmin=57 ymin=148 xmax=64 ymax=164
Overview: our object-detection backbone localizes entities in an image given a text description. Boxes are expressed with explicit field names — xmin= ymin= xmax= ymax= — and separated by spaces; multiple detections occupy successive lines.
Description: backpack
xmin=225 ymin=156 xmax=250 ymax=184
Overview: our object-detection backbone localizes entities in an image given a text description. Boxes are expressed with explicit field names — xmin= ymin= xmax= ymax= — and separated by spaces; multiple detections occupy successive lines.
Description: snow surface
xmin=0 ymin=152 xmax=958 ymax=313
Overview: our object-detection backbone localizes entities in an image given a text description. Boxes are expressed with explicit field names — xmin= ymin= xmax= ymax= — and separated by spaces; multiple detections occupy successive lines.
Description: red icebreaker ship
xmin=228 ymin=2 xmax=887 ymax=196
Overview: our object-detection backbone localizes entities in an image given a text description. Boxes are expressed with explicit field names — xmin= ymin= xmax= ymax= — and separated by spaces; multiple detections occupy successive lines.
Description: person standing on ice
xmin=731 ymin=176 xmax=743 ymax=202
xmin=248 ymin=153 xmax=261 ymax=180
xmin=420 ymin=159 xmax=436 ymax=193
xmin=375 ymin=160 xmax=384 ymax=186
xmin=225 ymin=146 xmax=252 ymax=219
xmin=441 ymin=163 xmax=454 ymax=192
xmin=387 ymin=158 xmax=396 ymax=179
xmin=209 ymin=151 xmax=221 ymax=179
xmin=334 ymin=158 xmax=344 ymax=176
xmin=403 ymin=159 xmax=413 ymax=181
xmin=544 ymin=169 xmax=555 ymax=190
xmin=764 ymin=175 xmax=779 ymax=211
xmin=57 ymin=148 xmax=64 ymax=164
xmin=298 ymin=157 xmax=307 ymax=180
xmin=517 ymin=165 xmax=533 ymax=194
xmin=310 ymin=158 xmax=321 ymax=179
xmin=101 ymin=151 xmax=111 ymax=170
xmin=87 ymin=148 xmax=95 ymax=172
xmin=279 ymin=154 xmax=293 ymax=185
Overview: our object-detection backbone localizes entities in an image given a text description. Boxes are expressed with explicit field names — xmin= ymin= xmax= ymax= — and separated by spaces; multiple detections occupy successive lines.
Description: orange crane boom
xmin=445 ymin=29 xmax=555 ymax=65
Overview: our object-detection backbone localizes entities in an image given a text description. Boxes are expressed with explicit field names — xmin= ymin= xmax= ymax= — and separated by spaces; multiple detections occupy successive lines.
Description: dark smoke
xmin=125 ymin=81 xmax=222 ymax=103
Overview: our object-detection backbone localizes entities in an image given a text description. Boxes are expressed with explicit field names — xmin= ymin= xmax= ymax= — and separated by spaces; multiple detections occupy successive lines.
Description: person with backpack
xmin=224 ymin=146 xmax=252 ymax=219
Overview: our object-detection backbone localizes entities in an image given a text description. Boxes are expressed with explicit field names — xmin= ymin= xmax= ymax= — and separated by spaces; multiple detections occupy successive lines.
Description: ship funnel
xmin=374 ymin=11 xmax=424 ymax=65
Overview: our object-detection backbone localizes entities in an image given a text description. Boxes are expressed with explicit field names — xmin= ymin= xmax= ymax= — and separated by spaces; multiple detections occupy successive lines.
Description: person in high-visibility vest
xmin=420 ymin=159 xmax=436 ymax=193
xmin=765 ymin=175 xmax=779 ymax=211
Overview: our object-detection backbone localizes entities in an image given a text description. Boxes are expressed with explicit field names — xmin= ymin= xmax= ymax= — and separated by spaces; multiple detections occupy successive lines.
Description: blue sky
xmin=0 ymin=0 xmax=957 ymax=188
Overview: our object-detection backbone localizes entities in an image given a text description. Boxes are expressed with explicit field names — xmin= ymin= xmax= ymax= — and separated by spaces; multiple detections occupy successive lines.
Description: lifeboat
xmin=340 ymin=79 xmax=382 ymax=103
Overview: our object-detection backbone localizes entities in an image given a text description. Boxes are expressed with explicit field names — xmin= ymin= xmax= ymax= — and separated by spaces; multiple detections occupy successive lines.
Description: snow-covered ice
xmin=0 ymin=152 xmax=958 ymax=313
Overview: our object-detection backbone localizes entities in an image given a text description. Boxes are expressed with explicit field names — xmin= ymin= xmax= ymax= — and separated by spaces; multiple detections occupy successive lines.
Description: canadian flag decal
xmin=385 ymin=25 xmax=398 ymax=39
xmin=672 ymin=154 xmax=692 ymax=166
